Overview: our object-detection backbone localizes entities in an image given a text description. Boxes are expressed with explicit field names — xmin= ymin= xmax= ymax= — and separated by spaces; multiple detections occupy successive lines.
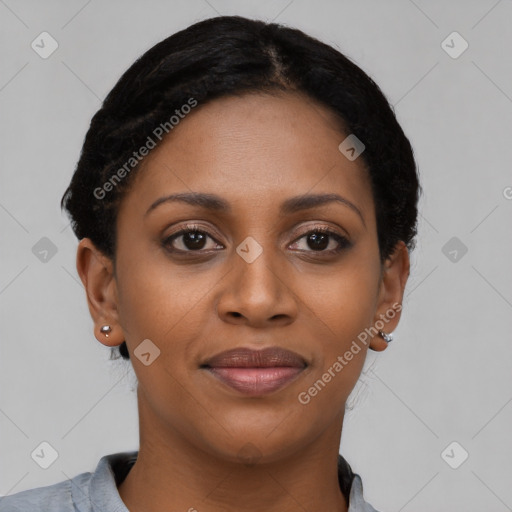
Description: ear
xmin=369 ymin=241 xmax=410 ymax=352
xmin=76 ymin=238 xmax=123 ymax=347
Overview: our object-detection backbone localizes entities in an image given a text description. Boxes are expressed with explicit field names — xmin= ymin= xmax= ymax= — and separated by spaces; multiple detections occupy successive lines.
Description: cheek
xmin=114 ymin=237 xmax=205 ymax=336
xmin=114 ymin=247 xmax=225 ymax=387
xmin=303 ymin=252 xmax=381 ymax=341
xmin=295 ymin=248 xmax=380 ymax=405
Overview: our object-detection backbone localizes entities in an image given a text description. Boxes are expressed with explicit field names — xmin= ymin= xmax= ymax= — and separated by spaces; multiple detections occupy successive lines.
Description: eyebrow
xmin=145 ymin=192 xmax=365 ymax=226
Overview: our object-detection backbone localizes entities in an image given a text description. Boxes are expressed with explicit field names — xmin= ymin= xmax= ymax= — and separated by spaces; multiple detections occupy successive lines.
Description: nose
xmin=215 ymin=241 xmax=298 ymax=328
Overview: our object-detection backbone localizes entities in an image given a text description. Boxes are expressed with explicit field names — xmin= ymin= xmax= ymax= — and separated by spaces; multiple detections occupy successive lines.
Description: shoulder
xmin=0 ymin=451 xmax=137 ymax=512
xmin=348 ymin=473 xmax=382 ymax=512
xmin=0 ymin=471 xmax=92 ymax=512
xmin=338 ymin=454 xmax=382 ymax=512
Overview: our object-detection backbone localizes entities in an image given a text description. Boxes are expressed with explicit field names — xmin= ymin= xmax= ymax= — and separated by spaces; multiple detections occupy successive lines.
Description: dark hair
xmin=61 ymin=15 xmax=421 ymax=361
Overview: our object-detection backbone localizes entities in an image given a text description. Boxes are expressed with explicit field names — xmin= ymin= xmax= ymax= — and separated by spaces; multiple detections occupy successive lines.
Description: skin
xmin=76 ymin=91 xmax=410 ymax=512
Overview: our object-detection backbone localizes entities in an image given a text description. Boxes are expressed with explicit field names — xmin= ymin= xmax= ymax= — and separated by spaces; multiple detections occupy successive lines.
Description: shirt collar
xmin=83 ymin=451 xmax=374 ymax=512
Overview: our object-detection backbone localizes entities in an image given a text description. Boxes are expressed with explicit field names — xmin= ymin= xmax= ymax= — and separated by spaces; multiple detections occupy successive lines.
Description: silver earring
xmin=379 ymin=330 xmax=393 ymax=343
xmin=100 ymin=325 xmax=112 ymax=338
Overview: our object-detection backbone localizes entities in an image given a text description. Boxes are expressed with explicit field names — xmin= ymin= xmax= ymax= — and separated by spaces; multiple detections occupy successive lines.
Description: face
xmin=78 ymin=91 xmax=409 ymax=464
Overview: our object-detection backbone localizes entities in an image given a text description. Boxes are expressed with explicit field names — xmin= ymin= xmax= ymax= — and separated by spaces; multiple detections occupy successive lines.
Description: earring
xmin=100 ymin=325 xmax=112 ymax=338
xmin=379 ymin=330 xmax=393 ymax=343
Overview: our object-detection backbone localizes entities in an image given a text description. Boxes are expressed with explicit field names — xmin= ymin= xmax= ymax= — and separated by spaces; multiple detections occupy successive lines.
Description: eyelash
xmin=162 ymin=223 xmax=351 ymax=256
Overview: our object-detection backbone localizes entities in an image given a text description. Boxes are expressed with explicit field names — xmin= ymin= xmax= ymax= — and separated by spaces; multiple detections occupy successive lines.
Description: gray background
xmin=1 ymin=0 xmax=511 ymax=510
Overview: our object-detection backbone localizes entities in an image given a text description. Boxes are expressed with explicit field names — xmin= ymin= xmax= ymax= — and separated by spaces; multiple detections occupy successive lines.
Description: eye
xmin=162 ymin=224 xmax=351 ymax=255
xmin=163 ymin=224 xmax=223 ymax=253
xmin=289 ymin=227 xmax=351 ymax=254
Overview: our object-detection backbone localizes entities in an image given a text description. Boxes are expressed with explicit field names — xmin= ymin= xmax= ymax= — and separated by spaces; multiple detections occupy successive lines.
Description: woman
xmin=0 ymin=15 xmax=419 ymax=512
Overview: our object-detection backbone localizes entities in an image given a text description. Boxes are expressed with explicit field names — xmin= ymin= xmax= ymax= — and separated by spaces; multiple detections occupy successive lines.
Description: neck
xmin=118 ymin=391 xmax=349 ymax=512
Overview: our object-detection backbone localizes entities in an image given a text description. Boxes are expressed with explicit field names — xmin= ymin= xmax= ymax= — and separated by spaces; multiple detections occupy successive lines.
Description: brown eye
xmin=163 ymin=225 xmax=223 ymax=253
xmin=162 ymin=224 xmax=351 ymax=256
xmin=289 ymin=228 xmax=351 ymax=254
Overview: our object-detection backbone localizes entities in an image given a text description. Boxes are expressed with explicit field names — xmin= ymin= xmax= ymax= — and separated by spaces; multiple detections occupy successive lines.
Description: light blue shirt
xmin=0 ymin=451 xmax=380 ymax=511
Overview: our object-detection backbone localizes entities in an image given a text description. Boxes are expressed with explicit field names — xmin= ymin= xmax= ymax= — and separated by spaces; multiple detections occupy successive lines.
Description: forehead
xmin=121 ymin=91 xmax=374 ymax=221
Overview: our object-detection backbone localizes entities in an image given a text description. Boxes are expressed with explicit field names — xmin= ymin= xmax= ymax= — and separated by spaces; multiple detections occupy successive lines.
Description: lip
xmin=201 ymin=347 xmax=307 ymax=396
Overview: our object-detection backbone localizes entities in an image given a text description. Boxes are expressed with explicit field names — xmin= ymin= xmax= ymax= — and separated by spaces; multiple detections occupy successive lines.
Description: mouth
xmin=200 ymin=346 xmax=307 ymax=396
